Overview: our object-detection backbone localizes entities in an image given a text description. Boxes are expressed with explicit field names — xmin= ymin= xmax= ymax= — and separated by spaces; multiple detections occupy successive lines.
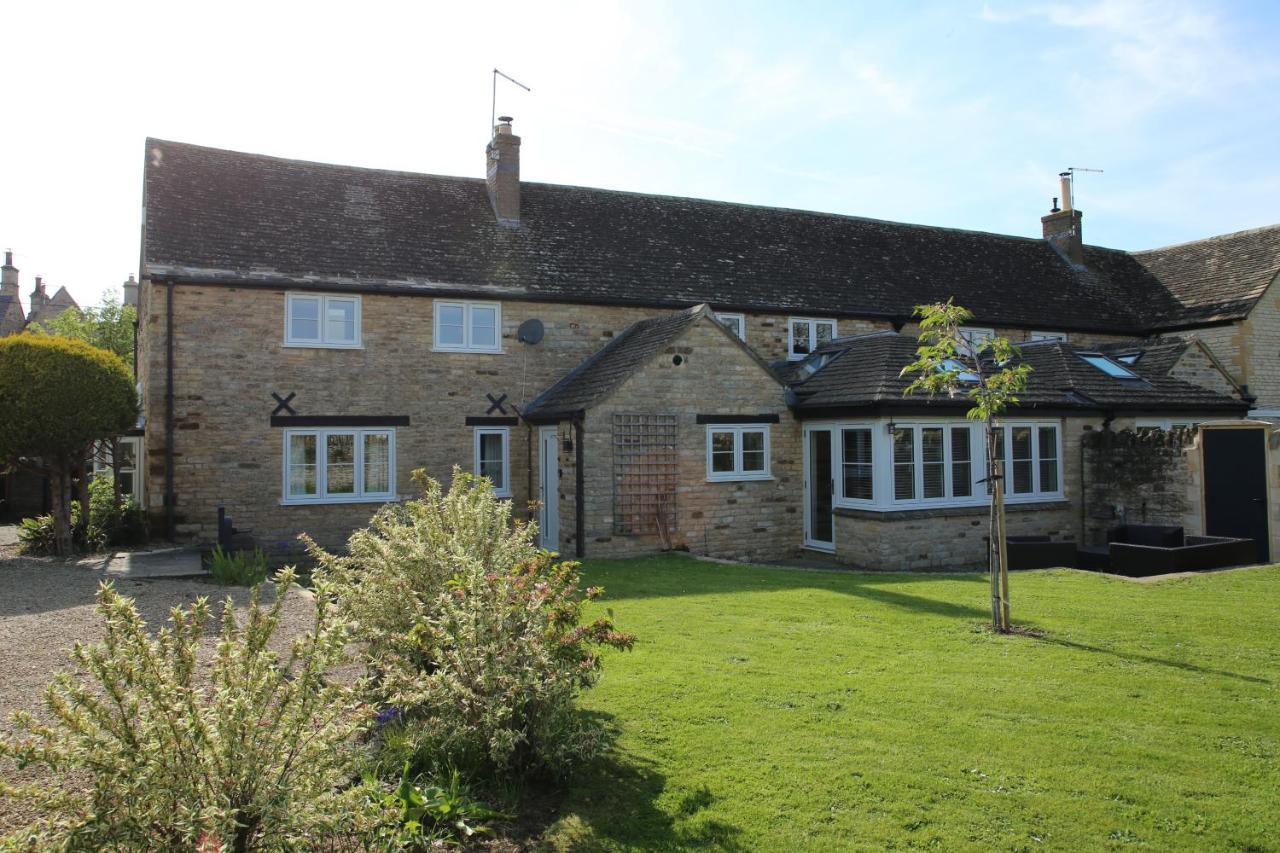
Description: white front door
xmin=538 ymin=426 xmax=560 ymax=551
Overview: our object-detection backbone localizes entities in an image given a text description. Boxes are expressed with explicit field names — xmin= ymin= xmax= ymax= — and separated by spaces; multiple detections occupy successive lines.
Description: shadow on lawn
xmin=548 ymin=711 xmax=746 ymax=850
xmin=1034 ymin=635 xmax=1271 ymax=685
xmin=594 ymin=555 xmax=991 ymax=620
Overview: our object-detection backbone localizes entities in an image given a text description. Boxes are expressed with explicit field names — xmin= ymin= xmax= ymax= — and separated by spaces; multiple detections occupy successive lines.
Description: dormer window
xmin=957 ymin=326 xmax=994 ymax=356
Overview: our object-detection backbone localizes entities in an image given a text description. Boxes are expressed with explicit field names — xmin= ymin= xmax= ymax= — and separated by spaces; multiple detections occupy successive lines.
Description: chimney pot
xmin=122 ymin=274 xmax=139 ymax=307
xmin=3 ymin=250 xmax=12 ymax=267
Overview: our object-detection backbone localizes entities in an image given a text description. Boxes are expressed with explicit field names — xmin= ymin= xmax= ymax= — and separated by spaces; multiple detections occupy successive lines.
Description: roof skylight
xmin=1079 ymin=352 xmax=1139 ymax=379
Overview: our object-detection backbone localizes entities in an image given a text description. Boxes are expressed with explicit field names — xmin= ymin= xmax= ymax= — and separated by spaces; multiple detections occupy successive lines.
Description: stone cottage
xmin=133 ymin=122 xmax=1280 ymax=567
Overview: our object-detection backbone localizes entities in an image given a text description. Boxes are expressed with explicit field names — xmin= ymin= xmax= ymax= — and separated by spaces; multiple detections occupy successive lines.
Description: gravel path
xmin=0 ymin=553 xmax=326 ymax=836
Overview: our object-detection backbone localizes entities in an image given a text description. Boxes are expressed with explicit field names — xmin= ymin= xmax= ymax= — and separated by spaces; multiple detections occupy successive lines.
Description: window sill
xmin=431 ymin=346 xmax=505 ymax=355
xmin=282 ymin=342 xmax=364 ymax=350
xmin=706 ymin=474 xmax=775 ymax=483
xmin=281 ymin=494 xmax=400 ymax=506
xmin=834 ymin=498 xmax=1071 ymax=520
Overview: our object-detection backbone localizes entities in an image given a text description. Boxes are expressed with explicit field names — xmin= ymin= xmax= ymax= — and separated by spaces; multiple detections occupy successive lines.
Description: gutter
xmin=164 ymin=279 xmax=175 ymax=541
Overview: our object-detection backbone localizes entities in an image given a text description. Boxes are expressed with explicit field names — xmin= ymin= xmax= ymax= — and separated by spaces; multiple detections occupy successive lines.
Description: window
xmin=1136 ymin=418 xmax=1198 ymax=433
xmin=93 ymin=437 xmax=142 ymax=500
xmin=474 ymin=427 xmax=511 ymax=496
xmin=283 ymin=429 xmax=395 ymax=503
xmin=1079 ymin=352 xmax=1139 ymax=379
xmin=434 ymin=301 xmax=502 ymax=353
xmin=706 ymin=425 xmax=771 ymax=481
xmin=892 ymin=424 xmax=976 ymax=503
xmin=285 ymin=293 xmax=361 ymax=348
xmin=788 ymin=318 xmax=837 ymax=360
xmin=840 ymin=427 xmax=874 ymax=501
xmin=958 ymin=326 xmax=995 ymax=355
xmin=1029 ymin=331 xmax=1067 ymax=342
xmin=990 ymin=422 xmax=1061 ymax=500
xmin=716 ymin=313 xmax=746 ymax=340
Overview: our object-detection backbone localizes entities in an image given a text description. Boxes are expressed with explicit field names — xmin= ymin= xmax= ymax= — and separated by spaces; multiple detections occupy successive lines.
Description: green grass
xmin=544 ymin=556 xmax=1280 ymax=851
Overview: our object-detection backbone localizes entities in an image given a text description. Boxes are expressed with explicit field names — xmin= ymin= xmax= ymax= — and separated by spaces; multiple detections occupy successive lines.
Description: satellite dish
xmin=517 ymin=318 xmax=545 ymax=345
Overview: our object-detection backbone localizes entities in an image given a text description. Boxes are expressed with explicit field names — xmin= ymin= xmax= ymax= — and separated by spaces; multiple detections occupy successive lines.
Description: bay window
xmin=706 ymin=425 xmax=771 ymax=481
xmin=283 ymin=429 xmax=395 ymax=504
xmin=840 ymin=427 xmax=874 ymax=501
xmin=990 ymin=423 xmax=1061 ymax=500
xmin=890 ymin=423 xmax=977 ymax=504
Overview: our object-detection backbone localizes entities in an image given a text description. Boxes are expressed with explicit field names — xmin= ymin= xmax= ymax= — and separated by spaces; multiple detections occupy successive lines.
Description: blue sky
xmin=3 ymin=1 xmax=1278 ymax=309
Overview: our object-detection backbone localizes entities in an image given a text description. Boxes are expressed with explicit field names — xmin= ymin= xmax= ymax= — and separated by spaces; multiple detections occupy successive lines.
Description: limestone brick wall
xmin=570 ymin=319 xmax=802 ymax=562
xmin=1183 ymin=325 xmax=1245 ymax=390
xmin=1240 ymin=275 xmax=1280 ymax=408
xmin=137 ymin=281 xmax=824 ymax=553
xmin=831 ymin=415 xmax=1099 ymax=570
xmin=1168 ymin=344 xmax=1240 ymax=397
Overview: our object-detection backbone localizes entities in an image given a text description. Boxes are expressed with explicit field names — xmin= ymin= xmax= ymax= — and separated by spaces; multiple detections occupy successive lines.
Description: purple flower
xmin=374 ymin=705 xmax=401 ymax=727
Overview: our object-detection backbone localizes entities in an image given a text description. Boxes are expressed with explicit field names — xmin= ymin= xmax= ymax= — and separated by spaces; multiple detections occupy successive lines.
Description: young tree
xmin=0 ymin=336 xmax=137 ymax=555
xmin=900 ymin=301 xmax=1032 ymax=632
xmin=38 ymin=291 xmax=137 ymax=368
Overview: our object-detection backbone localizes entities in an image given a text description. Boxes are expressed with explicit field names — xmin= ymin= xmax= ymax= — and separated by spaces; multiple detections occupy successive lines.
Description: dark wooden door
xmin=1203 ymin=429 xmax=1270 ymax=563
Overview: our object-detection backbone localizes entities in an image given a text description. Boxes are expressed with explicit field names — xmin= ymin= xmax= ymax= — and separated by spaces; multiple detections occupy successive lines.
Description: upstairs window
xmin=285 ymin=294 xmax=361 ymax=348
xmin=958 ymin=326 xmax=995 ymax=356
xmin=706 ymin=425 xmax=771 ymax=481
xmin=434 ymin=301 xmax=502 ymax=353
xmin=716 ymin=312 xmax=746 ymax=341
xmin=788 ymin=318 xmax=836 ymax=360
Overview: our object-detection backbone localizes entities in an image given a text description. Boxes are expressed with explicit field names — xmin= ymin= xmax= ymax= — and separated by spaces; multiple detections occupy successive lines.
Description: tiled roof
xmin=789 ymin=333 xmax=1248 ymax=415
xmin=523 ymin=305 xmax=711 ymax=420
xmin=141 ymin=139 xmax=1278 ymax=334
xmin=1132 ymin=226 xmax=1280 ymax=326
xmin=25 ymin=286 xmax=79 ymax=328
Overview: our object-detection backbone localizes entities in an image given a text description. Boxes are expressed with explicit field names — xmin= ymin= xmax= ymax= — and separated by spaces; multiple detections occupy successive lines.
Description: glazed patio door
xmin=804 ymin=427 xmax=835 ymax=551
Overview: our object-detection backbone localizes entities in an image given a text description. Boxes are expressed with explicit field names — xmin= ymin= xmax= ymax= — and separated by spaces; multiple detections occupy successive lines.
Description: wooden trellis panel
xmin=612 ymin=413 xmax=679 ymax=536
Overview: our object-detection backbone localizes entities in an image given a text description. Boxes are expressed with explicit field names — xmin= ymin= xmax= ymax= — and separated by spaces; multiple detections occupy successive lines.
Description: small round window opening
xmin=672 ymin=354 xmax=684 ymax=366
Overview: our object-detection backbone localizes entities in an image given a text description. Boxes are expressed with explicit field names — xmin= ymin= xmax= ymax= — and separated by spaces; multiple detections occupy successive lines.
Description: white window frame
xmin=473 ymin=427 xmax=512 ymax=497
xmin=889 ymin=422 xmax=980 ymax=506
xmin=93 ymin=437 xmax=143 ymax=503
xmin=284 ymin=293 xmax=362 ymax=349
xmin=991 ymin=421 xmax=1064 ymax=503
xmin=958 ymin=326 xmax=995 ymax=356
xmin=433 ymin=300 xmax=503 ymax=353
xmin=1029 ymin=331 xmax=1067 ymax=342
xmin=716 ymin=312 xmax=747 ymax=341
xmin=818 ymin=416 xmax=1063 ymax=512
xmin=787 ymin=318 xmax=837 ymax=361
xmin=705 ymin=424 xmax=773 ymax=482
xmin=281 ymin=428 xmax=396 ymax=505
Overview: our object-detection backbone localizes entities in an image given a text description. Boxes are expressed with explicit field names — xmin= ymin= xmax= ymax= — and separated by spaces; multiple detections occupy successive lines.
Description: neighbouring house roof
xmin=25 ymin=286 xmax=79 ymax=329
xmin=788 ymin=332 xmax=1249 ymax=416
xmin=0 ymin=294 xmax=24 ymax=336
xmin=523 ymin=304 xmax=772 ymax=421
xmin=141 ymin=138 xmax=1280 ymax=337
xmin=1128 ymin=225 xmax=1280 ymax=326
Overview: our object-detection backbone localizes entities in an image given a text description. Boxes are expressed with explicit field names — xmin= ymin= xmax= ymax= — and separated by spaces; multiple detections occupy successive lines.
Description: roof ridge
xmin=1133 ymin=222 xmax=1280 ymax=255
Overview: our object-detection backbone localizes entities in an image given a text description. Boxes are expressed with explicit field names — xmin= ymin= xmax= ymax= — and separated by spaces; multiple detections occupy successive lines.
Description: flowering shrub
xmin=0 ymin=570 xmax=385 ymax=849
xmin=310 ymin=468 xmax=634 ymax=778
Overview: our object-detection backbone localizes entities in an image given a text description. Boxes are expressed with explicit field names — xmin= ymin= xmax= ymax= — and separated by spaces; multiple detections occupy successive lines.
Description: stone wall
xmin=1080 ymin=428 xmax=1201 ymax=545
xmin=138 ymin=281 xmax=821 ymax=552
xmin=571 ymin=317 xmax=802 ymax=562
xmin=1168 ymin=343 xmax=1241 ymax=398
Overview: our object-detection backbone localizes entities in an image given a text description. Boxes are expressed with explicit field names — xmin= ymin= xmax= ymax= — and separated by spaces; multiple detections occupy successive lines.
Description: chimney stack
xmin=485 ymin=116 xmax=521 ymax=227
xmin=122 ymin=274 xmax=139 ymax=307
xmin=1 ymin=250 xmax=17 ymax=298
xmin=30 ymin=275 xmax=48 ymax=311
xmin=1041 ymin=174 xmax=1084 ymax=266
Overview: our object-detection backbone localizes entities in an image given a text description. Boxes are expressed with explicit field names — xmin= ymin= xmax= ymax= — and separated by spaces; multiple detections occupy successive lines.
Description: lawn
xmin=544 ymin=556 xmax=1280 ymax=851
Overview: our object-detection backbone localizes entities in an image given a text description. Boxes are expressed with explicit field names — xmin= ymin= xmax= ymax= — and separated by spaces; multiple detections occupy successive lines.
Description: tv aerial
xmin=491 ymin=68 xmax=531 ymax=134
xmin=1058 ymin=166 xmax=1104 ymax=210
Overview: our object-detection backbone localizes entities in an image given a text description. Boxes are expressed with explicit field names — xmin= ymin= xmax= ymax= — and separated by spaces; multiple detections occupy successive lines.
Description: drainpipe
xmin=164 ymin=279 xmax=175 ymax=541
xmin=574 ymin=417 xmax=585 ymax=559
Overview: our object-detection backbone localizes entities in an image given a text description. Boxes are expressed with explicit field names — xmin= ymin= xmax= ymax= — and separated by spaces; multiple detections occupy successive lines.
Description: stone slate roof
xmin=789 ymin=332 xmax=1248 ymax=415
xmin=522 ymin=304 xmax=712 ymax=421
xmin=1130 ymin=226 xmax=1280 ymax=325
xmin=141 ymin=138 xmax=1279 ymax=334
xmin=25 ymin=286 xmax=79 ymax=328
